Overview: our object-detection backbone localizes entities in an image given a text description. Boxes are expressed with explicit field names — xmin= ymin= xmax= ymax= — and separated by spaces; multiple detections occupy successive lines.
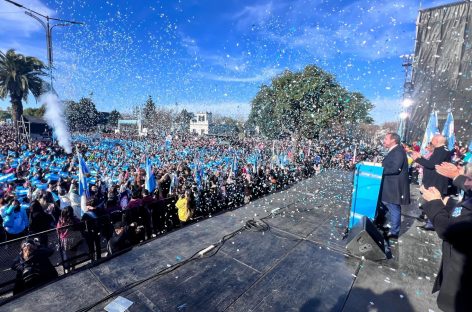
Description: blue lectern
xmin=348 ymin=162 xmax=384 ymax=229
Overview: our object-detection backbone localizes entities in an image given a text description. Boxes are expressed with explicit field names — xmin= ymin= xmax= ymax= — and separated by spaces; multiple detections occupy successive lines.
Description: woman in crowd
xmin=11 ymin=239 xmax=58 ymax=295
xmin=1 ymin=199 xmax=29 ymax=241
xmin=57 ymin=206 xmax=84 ymax=273
xmin=28 ymin=200 xmax=54 ymax=246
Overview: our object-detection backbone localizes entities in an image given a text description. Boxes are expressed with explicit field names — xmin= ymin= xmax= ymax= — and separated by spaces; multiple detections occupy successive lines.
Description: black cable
xmin=75 ymin=220 xmax=265 ymax=312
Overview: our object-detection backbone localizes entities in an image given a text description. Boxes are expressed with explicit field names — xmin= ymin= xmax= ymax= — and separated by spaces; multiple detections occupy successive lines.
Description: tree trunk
xmin=10 ymin=95 xmax=23 ymax=125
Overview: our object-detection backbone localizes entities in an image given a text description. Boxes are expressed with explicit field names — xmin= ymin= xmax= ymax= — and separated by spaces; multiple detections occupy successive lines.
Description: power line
xmin=4 ymin=0 xmax=84 ymax=24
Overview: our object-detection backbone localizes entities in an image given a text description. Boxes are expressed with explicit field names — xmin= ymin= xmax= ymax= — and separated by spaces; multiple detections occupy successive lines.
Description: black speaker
xmin=346 ymin=216 xmax=386 ymax=260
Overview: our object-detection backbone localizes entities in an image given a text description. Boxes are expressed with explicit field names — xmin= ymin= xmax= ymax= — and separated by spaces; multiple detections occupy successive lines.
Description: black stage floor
xmin=1 ymin=170 xmax=442 ymax=312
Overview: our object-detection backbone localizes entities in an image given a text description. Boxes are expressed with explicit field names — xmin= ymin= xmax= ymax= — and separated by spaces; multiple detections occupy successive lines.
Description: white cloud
xmin=0 ymin=40 xmax=47 ymax=62
xmin=197 ymin=67 xmax=279 ymax=83
xmin=249 ymin=0 xmax=423 ymax=61
xmin=161 ymin=101 xmax=251 ymax=120
xmin=232 ymin=1 xmax=276 ymax=30
xmin=0 ymin=0 xmax=55 ymax=37
xmin=180 ymin=34 xmax=199 ymax=56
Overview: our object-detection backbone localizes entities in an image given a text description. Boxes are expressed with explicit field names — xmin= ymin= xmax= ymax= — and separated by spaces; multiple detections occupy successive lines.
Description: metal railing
xmin=0 ymin=164 xmax=315 ymax=304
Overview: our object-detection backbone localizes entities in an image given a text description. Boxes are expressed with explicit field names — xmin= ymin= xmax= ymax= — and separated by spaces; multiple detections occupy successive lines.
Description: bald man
xmin=412 ymin=134 xmax=452 ymax=230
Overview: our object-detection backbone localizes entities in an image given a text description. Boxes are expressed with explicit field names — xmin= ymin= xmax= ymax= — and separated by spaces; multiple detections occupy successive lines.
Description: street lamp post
xmin=400 ymin=54 xmax=415 ymax=142
xmin=5 ymin=0 xmax=84 ymax=89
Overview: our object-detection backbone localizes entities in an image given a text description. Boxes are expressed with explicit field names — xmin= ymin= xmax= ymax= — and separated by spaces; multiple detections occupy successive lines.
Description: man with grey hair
xmin=412 ymin=134 xmax=452 ymax=231
xmin=377 ymin=132 xmax=411 ymax=240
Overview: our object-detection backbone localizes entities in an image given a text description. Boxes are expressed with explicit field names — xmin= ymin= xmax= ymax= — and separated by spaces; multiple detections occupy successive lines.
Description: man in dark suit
xmin=378 ymin=132 xmax=411 ymax=240
xmin=412 ymin=134 xmax=452 ymax=230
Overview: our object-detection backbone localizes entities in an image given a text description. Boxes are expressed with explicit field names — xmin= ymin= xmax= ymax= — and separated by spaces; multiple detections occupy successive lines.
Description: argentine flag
xmin=420 ymin=111 xmax=439 ymax=155
xmin=78 ymin=153 xmax=90 ymax=215
xmin=232 ymin=156 xmax=238 ymax=175
xmin=441 ymin=111 xmax=455 ymax=151
xmin=145 ymin=157 xmax=156 ymax=193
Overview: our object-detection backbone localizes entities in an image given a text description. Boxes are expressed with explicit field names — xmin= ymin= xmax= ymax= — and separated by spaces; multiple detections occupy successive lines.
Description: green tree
xmin=109 ymin=109 xmax=122 ymax=127
xmin=23 ymin=105 xmax=46 ymax=117
xmin=0 ymin=109 xmax=12 ymax=121
xmin=65 ymin=97 xmax=99 ymax=131
xmin=142 ymin=95 xmax=156 ymax=128
xmin=213 ymin=114 xmax=243 ymax=133
xmin=0 ymin=49 xmax=48 ymax=123
xmin=154 ymin=107 xmax=174 ymax=134
xmin=248 ymin=65 xmax=373 ymax=142
xmin=174 ymin=108 xmax=194 ymax=132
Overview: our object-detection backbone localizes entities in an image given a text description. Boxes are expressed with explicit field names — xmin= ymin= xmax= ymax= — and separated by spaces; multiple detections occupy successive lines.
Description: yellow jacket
xmin=176 ymin=197 xmax=191 ymax=222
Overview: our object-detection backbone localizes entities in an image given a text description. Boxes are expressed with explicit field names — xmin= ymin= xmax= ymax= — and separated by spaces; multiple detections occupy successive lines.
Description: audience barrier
xmin=0 ymin=164 xmax=316 ymax=303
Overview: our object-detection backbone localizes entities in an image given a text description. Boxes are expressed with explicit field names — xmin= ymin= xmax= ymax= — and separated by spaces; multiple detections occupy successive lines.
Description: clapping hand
xmin=410 ymin=151 xmax=421 ymax=160
xmin=419 ymin=185 xmax=442 ymax=202
xmin=435 ymin=162 xmax=463 ymax=179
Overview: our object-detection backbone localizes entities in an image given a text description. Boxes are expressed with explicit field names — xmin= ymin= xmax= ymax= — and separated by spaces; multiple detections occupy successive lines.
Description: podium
xmin=348 ymin=162 xmax=384 ymax=229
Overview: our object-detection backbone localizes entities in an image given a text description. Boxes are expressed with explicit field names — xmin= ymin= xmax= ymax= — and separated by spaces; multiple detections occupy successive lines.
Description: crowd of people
xmin=2 ymin=122 xmax=470 ymax=310
xmin=0 ymin=124 xmax=384 ymax=296
xmin=377 ymin=132 xmax=471 ymax=312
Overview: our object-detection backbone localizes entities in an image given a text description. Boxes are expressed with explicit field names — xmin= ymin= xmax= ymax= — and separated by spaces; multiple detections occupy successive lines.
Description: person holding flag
xmin=232 ymin=155 xmax=238 ymax=177
xmin=77 ymin=153 xmax=90 ymax=216
xmin=145 ymin=157 xmax=156 ymax=193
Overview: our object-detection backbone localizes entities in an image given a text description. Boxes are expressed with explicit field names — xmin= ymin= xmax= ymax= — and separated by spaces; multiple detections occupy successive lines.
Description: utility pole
xmin=5 ymin=0 xmax=84 ymax=89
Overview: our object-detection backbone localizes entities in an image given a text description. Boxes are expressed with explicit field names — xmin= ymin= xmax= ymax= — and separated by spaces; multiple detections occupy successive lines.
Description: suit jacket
xmin=423 ymin=196 xmax=472 ymax=312
xmin=415 ymin=145 xmax=452 ymax=195
xmin=380 ymin=145 xmax=410 ymax=205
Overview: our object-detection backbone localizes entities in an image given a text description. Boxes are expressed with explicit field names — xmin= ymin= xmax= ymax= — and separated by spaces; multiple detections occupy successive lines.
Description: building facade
xmin=189 ymin=112 xmax=213 ymax=135
xmin=408 ymin=1 xmax=472 ymax=144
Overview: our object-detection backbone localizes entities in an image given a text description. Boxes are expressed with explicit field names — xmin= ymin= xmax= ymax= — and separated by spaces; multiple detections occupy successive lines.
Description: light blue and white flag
xmin=398 ymin=118 xmax=405 ymax=142
xmin=145 ymin=157 xmax=156 ymax=193
xmin=420 ymin=111 xmax=439 ymax=155
xmin=232 ymin=156 xmax=238 ymax=175
xmin=78 ymin=153 xmax=90 ymax=214
xmin=165 ymin=135 xmax=172 ymax=150
xmin=441 ymin=111 xmax=455 ymax=151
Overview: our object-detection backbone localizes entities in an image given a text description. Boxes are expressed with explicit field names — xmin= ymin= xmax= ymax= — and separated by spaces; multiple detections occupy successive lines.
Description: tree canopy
xmin=0 ymin=49 xmax=48 ymax=123
xmin=174 ymin=108 xmax=194 ymax=132
xmin=108 ymin=109 xmax=122 ymax=127
xmin=65 ymin=97 xmax=99 ymax=132
xmin=142 ymin=95 xmax=156 ymax=128
xmin=247 ymin=65 xmax=373 ymax=141
xmin=23 ymin=105 xmax=46 ymax=118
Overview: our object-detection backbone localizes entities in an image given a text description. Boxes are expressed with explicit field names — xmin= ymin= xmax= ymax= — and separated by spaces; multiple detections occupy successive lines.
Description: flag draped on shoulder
xmin=145 ymin=157 xmax=156 ymax=193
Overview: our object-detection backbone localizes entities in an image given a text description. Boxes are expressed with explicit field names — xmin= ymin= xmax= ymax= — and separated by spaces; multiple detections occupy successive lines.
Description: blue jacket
xmin=1 ymin=205 xmax=29 ymax=235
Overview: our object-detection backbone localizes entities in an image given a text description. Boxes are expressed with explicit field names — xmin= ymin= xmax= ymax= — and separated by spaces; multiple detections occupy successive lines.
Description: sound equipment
xmin=346 ymin=216 xmax=386 ymax=261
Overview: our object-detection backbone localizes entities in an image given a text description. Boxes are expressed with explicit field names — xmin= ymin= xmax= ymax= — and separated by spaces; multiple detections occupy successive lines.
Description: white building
xmin=190 ymin=112 xmax=213 ymax=135
xmin=115 ymin=119 xmax=146 ymax=136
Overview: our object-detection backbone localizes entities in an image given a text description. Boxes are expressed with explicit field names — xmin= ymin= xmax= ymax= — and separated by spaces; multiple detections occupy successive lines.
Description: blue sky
xmin=0 ymin=0 xmax=450 ymax=123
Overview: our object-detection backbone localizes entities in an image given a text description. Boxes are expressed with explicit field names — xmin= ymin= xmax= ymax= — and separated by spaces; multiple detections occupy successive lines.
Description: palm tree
xmin=0 ymin=49 xmax=48 ymax=124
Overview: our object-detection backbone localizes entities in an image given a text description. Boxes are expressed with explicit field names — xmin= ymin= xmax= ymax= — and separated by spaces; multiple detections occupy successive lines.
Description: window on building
xmin=201 ymin=129 xmax=205 ymax=135
xmin=198 ymin=115 xmax=205 ymax=122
